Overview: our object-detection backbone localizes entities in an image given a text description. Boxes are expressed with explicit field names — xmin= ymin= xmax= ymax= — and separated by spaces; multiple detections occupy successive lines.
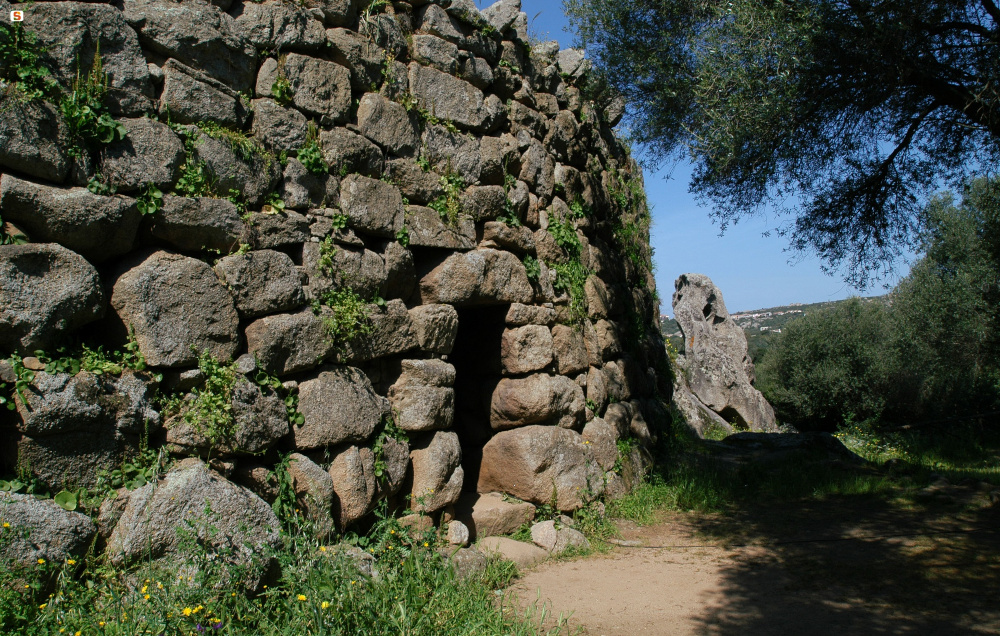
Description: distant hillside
xmin=660 ymin=296 xmax=888 ymax=360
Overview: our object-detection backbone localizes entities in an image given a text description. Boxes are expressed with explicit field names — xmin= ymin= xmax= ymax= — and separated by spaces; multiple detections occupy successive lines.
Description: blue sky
xmin=475 ymin=0 xmax=909 ymax=313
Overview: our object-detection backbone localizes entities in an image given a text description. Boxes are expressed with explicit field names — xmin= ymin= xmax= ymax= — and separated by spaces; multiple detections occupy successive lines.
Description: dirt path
xmin=512 ymin=492 xmax=1000 ymax=635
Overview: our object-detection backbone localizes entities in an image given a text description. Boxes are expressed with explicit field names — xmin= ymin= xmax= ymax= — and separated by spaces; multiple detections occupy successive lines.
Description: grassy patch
xmin=603 ymin=423 xmax=1000 ymax=528
xmin=0 ymin=514 xmax=568 ymax=636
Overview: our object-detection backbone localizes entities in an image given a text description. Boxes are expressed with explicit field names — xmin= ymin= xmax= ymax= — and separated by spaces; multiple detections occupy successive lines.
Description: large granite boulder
xmin=453 ymin=492 xmax=535 ymax=540
xmin=500 ymin=325 xmax=553 ymax=374
xmin=477 ymin=426 xmax=603 ymax=511
xmin=253 ymin=98 xmax=309 ymax=152
xmin=328 ymin=445 xmax=377 ymax=529
xmin=404 ymin=205 xmax=477 ymax=250
xmin=339 ymin=174 xmax=404 ymax=238
xmin=123 ymin=0 xmax=257 ymax=92
xmin=319 ymin=127 xmax=385 ymax=176
xmin=408 ymin=63 xmax=489 ymax=131
xmin=150 ymin=196 xmax=246 ymax=253
xmin=293 ymin=367 xmax=388 ymax=449
xmin=387 ymin=359 xmax=456 ymax=433
xmin=159 ymin=59 xmax=248 ymax=128
xmin=0 ymin=244 xmax=105 ymax=355
xmin=256 ymin=53 xmax=351 ymax=124
xmin=419 ymin=249 xmax=533 ymax=305
xmin=287 ymin=453 xmax=335 ymax=537
xmin=214 ymin=250 xmax=305 ymax=319
xmin=409 ymin=304 xmax=459 ymax=355
xmin=100 ymin=118 xmax=185 ymax=193
xmin=0 ymin=175 xmax=141 ymax=263
xmin=0 ymin=96 xmax=70 ymax=182
xmin=12 ymin=369 xmax=160 ymax=489
xmin=409 ymin=430 xmax=464 ymax=513
xmin=233 ymin=1 xmax=326 ymax=52
xmin=31 ymin=1 xmax=154 ymax=115
xmin=672 ymin=274 xmax=778 ymax=433
xmin=338 ymin=300 xmax=419 ymax=363
xmin=245 ymin=310 xmax=334 ymax=376
xmin=106 ymin=459 xmax=281 ymax=589
xmin=191 ymin=131 xmax=281 ymax=208
xmin=356 ymin=93 xmax=419 ymax=156
xmin=490 ymin=373 xmax=586 ymax=430
xmin=165 ymin=379 xmax=289 ymax=456
xmin=0 ymin=492 xmax=97 ymax=567
xmin=110 ymin=251 xmax=240 ymax=368
xmin=325 ymin=26 xmax=383 ymax=91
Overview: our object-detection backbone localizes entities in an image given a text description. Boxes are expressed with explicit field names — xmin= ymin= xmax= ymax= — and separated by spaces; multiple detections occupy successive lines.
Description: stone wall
xmin=0 ymin=0 xmax=670 ymax=552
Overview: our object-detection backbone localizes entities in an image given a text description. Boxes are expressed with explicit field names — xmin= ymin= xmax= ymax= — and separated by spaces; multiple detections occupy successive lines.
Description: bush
xmin=755 ymin=298 xmax=902 ymax=430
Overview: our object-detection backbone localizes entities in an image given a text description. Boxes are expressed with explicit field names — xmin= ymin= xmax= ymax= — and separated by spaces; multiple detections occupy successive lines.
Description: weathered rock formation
xmin=0 ymin=0 xmax=670 ymax=573
xmin=671 ymin=273 xmax=779 ymax=435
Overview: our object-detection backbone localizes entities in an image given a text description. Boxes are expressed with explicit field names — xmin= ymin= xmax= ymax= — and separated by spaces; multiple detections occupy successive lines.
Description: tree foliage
xmin=756 ymin=179 xmax=1000 ymax=430
xmin=565 ymin=0 xmax=1000 ymax=286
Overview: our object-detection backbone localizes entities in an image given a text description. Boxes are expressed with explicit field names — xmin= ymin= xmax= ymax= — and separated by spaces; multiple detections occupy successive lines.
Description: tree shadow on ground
xmin=687 ymin=489 xmax=1000 ymax=635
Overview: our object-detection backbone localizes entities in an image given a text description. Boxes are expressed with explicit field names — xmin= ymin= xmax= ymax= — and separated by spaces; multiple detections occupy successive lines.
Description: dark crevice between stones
xmin=450 ymin=304 xmax=508 ymax=491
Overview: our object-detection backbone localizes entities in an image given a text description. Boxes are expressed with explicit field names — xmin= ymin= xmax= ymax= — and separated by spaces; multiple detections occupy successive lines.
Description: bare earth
xmin=512 ymin=492 xmax=1000 ymax=635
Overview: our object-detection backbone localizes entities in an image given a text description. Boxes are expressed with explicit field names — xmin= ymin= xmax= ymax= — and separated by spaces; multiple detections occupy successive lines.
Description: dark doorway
xmin=450 ymin=305 xmax=509 ymax=490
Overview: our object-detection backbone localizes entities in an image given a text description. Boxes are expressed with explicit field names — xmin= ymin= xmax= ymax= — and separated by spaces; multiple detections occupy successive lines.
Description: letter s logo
xmin=10 ymin=11 xmax=24 ymax=21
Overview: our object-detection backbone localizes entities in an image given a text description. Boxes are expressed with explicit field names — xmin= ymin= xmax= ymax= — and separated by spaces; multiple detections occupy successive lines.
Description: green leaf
xmin=53 ymin=490 xmax=78 ymax=511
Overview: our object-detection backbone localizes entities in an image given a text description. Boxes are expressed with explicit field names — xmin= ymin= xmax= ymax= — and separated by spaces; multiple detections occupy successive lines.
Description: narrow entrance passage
xmin=450 ymin=305 xmax=509 ymax=490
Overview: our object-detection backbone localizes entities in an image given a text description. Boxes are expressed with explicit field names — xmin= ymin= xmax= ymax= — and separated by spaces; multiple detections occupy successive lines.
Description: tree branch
xmin=923 ymin=20 xmax=996 ymax=39
xmin=879 ymin=104 xmax=936 ymax=176
xmin=902 ymin=61 xmax=1000 ymax=136
xmin=980 ymin=0 xmax=1000 ymax=26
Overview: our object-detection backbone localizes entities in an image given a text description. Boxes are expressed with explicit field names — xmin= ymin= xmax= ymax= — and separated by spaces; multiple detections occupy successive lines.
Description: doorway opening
xmin=449 ymin=305 xmax=509 ymax=490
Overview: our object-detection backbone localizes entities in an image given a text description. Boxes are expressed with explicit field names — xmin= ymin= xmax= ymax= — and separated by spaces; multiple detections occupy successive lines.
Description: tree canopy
xmin=755 ymin=178 xmax=1000 ymax=430
xmin=565 ymin=0 xmax=1000 ymax=286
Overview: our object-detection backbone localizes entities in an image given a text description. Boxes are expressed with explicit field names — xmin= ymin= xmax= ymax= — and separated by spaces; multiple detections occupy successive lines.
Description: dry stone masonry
xmin=0 ymin=0 xmax=670 ymax=571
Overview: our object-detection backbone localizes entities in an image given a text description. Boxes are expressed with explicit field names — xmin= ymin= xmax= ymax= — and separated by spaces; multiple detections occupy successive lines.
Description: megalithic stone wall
xmin=0 ymin=0 xmax=671 ymax=560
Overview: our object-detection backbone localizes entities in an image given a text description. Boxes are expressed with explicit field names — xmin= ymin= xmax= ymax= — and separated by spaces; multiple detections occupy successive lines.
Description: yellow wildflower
xmin=182 ymin=607 xmax=193 ymax=617
xmin=99 ymin=621 xmax=105 ymax=627
xmin=2 ymin=522 xmax=9 ymax=528
xmin=297 ymin=594 xmax=307 ymax=601
xmin=144 ymin=594 xmax=150 ymax=600
xmin=39 ymin=603 xmax=46 ymax=610
xmin=37 ymin=558 xmax=45 ymax=565
xmin=66 ymin=559 xmax=76 ymax=565
xmin=321 ymin=601 xmax=330 ymax=610
xmin=319 ymin=546 xmax=327 ymax=552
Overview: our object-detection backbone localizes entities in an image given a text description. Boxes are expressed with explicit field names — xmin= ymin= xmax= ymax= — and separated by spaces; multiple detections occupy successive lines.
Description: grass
xmin=602 ymin=422 xmax=1000 ymax=527
xmin=0 ymin=503 xmax=572 ymax=636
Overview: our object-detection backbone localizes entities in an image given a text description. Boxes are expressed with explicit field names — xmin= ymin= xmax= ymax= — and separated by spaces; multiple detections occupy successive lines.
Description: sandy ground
xmin=511 ymin=495 xmax=1000 ymax=636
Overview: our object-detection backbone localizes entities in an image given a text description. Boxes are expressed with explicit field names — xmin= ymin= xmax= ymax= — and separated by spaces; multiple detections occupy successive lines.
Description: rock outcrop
xmin=672 ymin=273 xmax=779 ymax=434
